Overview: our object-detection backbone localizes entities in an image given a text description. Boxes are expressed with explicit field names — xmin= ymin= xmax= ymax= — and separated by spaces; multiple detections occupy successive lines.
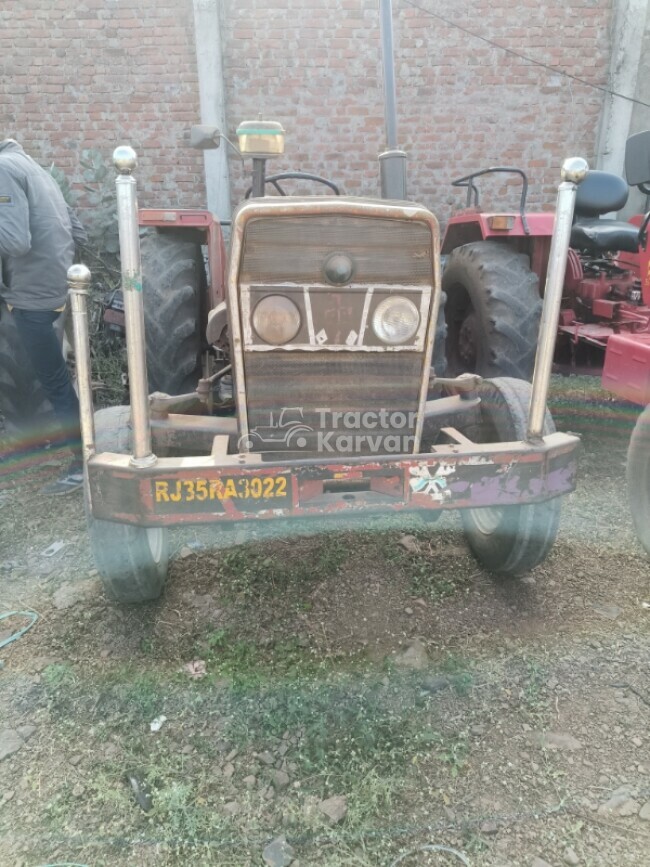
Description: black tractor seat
xmin=570 ymin=170 xmax=639 ymax=254
xmin=570 ymin=218 xmax=640 ymax=254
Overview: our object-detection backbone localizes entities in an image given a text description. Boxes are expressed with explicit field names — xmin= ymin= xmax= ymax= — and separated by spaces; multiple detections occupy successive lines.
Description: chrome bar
xmin=113 ymin=146 xmax=157 ymax=467
xmin=67 ymin=264 xmax=95 ymax=460
xmin=527 ymin=157 xmax=589 ymax=440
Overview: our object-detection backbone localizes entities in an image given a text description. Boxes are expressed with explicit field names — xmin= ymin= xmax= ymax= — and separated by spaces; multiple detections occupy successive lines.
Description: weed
xmin=438 ymin=654 xmax=474 ymax=695
xmin=42 ymin=662 xmax=76 ymax=691
xmin=139 ymin=636 xmax=155 ymax=656
xmin=521 ymin=657 xmax=549 ymax=716
xmin=90 ymin=336 xmax=128 ymax=408
xmin=109 ymin=669 xmax=168 ymax=723
xmin=153 ymin=781 xmax=205 ymax=842
xmin=222 ymin=674 xmax=440 ymax=792
xmin=438 ymin=732 xmax=469 ymax=778
xmin=215 ymin=533 xmax=351 ymax=602
xmin=460 ymin=826 xmax=489 ymax=854
xmin=411 ymin=557 xmax=459 ymax=599
xmin=201 ymin=627 xmax=322 ymax=686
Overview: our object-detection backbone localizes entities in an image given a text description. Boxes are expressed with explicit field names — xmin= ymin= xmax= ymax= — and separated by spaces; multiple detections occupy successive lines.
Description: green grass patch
xmin=214 ymin=532 xmax=352 ymax=602
xmin=201 ymin=628 xmax=329 ymax=685
xmin=222 ymin=673 xmax=443 ymax=791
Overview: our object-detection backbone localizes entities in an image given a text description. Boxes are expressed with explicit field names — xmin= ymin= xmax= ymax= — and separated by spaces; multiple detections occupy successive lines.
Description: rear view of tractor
xmin=441 ymin=131 xmax=650 ymax=555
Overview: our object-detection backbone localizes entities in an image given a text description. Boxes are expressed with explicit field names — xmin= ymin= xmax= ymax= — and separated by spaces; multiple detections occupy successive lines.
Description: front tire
xmin=87 ymin=405 xmax=169 ymax=602
xmin=627 ymin=404 xmax=650 ymax=556
xmin=461 ymin=377 xmax=561 ymax=576
xmin=442 ymin=242 xmax=541 ymax=379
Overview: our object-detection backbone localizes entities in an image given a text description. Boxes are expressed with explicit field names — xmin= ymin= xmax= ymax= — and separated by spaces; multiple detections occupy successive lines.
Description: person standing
xmin=0 ymin=138 xmax=85 ymax=494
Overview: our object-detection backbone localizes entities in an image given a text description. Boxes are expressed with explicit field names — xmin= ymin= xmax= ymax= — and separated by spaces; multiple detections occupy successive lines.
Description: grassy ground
xmin=1 ymin=377 xmax=650 ymax=866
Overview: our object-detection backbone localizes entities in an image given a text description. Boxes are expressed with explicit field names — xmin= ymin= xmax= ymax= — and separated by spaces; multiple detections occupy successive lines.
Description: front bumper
xmin=87 ymin=433 xmax=580 ymax=527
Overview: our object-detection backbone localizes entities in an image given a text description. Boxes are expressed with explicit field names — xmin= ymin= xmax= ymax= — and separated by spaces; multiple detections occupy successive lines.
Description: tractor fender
xmin=441 ymin=212 xmax=555 ymax=256
xmin=207 ymin=301 xmax=228 ymax=346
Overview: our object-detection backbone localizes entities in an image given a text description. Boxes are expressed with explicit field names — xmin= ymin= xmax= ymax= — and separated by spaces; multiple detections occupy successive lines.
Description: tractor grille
xmin=243 ymin=352 xmax=424 ymax=457
xmin=240 ymin=213 xmax=434 ymax=286
xmin=231 ymin=202 xmax=439 ymax=459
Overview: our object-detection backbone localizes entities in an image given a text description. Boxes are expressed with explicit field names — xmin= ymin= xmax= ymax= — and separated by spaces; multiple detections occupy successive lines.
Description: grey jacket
xmin=0 ymin=140 xmax=76 ymax=311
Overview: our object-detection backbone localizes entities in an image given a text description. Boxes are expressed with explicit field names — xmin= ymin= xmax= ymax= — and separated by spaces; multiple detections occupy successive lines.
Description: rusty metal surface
xmin=152 ymin=414 xmax=237 ymax=454
xmin=87 ymin=432 xmax=579 ymax=527
xmin=227 ymin=196 xmax=442 ymax=457
xmin=243 ymin=351 xmax=424 ymax=457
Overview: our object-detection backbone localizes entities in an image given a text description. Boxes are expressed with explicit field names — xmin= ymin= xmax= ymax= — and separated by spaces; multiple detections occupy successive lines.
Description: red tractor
xmin=441 ymin=130 xmax=650 ymax=553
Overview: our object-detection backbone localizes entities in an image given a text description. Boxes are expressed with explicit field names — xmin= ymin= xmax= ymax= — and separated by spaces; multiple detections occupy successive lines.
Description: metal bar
xmin=67 ymin=264 xmax=95 ymax=460
xmin=113 ymin=146 xmax=157 ymax=467
xmin=251 ymin=157 xmax=266 ymax=198
xmin=527 ymin=157 xmax=589 ymax=439
xmin=453 ymin=167 xmax=529 ymax=227
xmin=380 ymin=0 xmax=398 ymax=150
xmin=378 ymin=0 xmax=408 ymax=199
xmin=86 ymin=432 xmax=580 ymax=527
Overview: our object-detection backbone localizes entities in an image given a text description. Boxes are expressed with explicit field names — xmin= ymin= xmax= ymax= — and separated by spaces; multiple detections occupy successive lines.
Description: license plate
xmin=152 ymin=475 xmax=291 ymax=514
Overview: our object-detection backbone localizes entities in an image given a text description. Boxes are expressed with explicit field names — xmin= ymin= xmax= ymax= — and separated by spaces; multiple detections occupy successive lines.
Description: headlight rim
xmin=252 ymin=294 xmax=302 ymax=345
xmin=371 ymin=295 xmax=421 ymax=345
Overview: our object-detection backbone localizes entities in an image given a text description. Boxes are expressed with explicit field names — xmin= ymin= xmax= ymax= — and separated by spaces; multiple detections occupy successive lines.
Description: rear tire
xmin=87 ymin=405 xmax=169 ymax=603
xmin=627 ymin=404 xmax=650 ymax=556
xmin=141 ymin=232 xmax=204 ymax=394
xmin=461 ymin=377 xmax=561 ymax=576
xmin=442 ymin=242 xmax=541 ymax=379
xmin=432 ymin=292 xmax=447 ymax=377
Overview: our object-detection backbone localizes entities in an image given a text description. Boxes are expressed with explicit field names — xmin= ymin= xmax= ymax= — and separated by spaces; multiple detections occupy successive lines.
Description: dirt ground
xmin=0 ymin=378 xmax=649 ymax=867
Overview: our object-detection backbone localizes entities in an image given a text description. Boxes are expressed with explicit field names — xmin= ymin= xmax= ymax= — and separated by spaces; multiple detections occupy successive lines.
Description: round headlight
xmin=372 ymin=297 xmax=420 ymax=344
xmin=252 ymin=295 xmax=301 ymax=345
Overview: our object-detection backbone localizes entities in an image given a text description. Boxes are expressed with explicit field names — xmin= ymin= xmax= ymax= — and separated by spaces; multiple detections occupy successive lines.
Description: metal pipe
xmin=113 ymin=145 xmax=157 ymax=467
xmin=378 ymin=0 xmax=407 ymax=199
xmin=251 ymin=157 xmax=266 ymax=198
xmin=67 ymin=264 xmax=96 ymax=461
xmin=379 ymin=0 xmax=398 ymax=150
xmin=527 ymin=157 xmax=589 ymax=440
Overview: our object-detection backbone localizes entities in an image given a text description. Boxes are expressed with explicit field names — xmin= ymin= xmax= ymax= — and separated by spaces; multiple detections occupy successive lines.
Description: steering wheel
xmin=245 ymin=171 xmax=340 ymax=199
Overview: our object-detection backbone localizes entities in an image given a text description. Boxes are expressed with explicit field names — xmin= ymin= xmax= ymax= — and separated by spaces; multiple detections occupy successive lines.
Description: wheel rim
xmin=468 ymin=505 xmax=503 ymax=536
xmin=145 ymin=528 xmax=165 ymax=564
xmin=458 ymin=311 xmax=478 ymax=369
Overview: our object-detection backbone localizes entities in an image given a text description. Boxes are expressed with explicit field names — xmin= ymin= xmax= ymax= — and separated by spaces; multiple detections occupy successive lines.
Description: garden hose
xmin=0 ymin=610 xmax=38 ymax=650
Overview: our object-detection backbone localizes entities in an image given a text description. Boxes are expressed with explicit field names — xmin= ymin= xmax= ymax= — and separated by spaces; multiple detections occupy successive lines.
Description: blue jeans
xmin=11 ymin=307 xmax=82 ymax=460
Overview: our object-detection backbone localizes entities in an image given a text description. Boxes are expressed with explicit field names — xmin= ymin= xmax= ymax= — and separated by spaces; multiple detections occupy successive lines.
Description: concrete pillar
xmin=192 ymin=0 xmax=231 ymax=223
xmin=596 ymin=0 xmax=649 ymax=180
xmin=622 ymin=4 xmax=650 ymax=217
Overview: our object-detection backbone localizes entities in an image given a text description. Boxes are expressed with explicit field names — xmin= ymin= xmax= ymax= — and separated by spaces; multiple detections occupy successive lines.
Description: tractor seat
xmin=570 ymin=218 xmax=640 ymax=254
xmin=575 ymin=170 xmax=629 ymax=217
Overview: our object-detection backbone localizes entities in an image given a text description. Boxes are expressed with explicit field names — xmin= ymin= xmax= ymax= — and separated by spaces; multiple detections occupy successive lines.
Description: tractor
xmin=67 ymin=115 xmax=586 ymax=602
xmin=6 ymin=0 xmax=584 ymax=603
xmin=440 ymin=131 xmax=650 ymax=555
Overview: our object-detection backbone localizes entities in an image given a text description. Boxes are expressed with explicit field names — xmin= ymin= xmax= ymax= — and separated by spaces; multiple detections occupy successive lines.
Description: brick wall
xmin=223 ymin=0 xmax=613 ymax=220
xmin=0 ymin=0 xmax=205 ymax=208
xmin=1 ymin=0 xmax=613 ymax=223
